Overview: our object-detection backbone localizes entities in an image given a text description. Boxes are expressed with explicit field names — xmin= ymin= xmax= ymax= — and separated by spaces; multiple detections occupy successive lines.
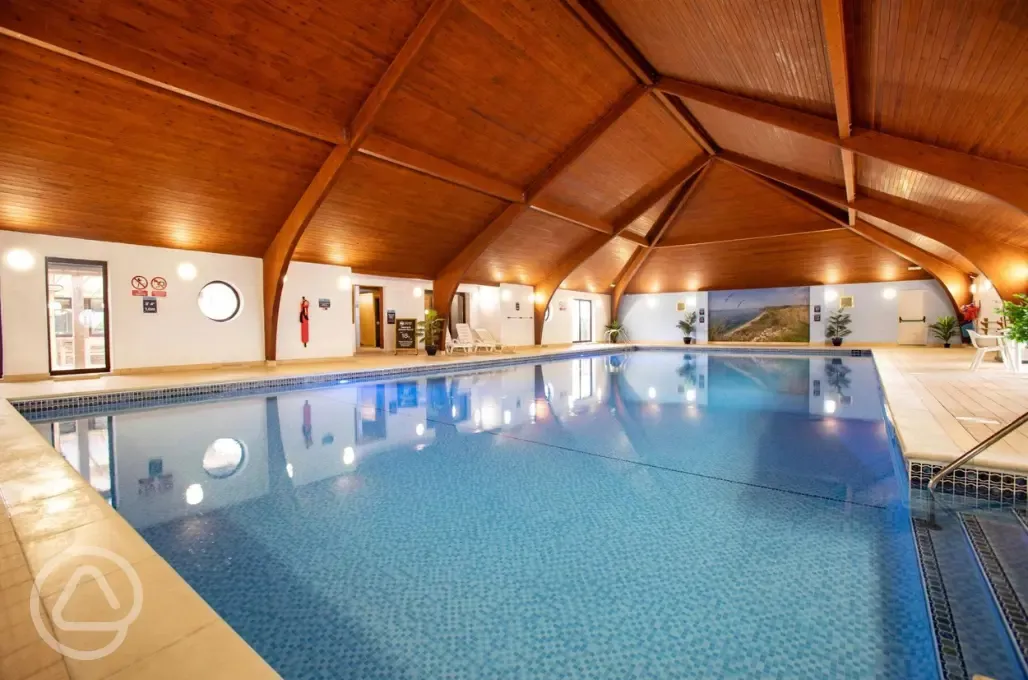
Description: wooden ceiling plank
xmin=652 ymin=92 xmax=718 ymax=155
xmin=262 ymin=145 xmax=353 ymax=361
xmin=819 ymin=0 xmax=852 ymax=139
xmin=620 ymin=232 xmax=649 ymax=247
xmin=558 ymin=0 xmax=656 ymax=84
xmin=719 ymin=151 xmax=849 ymax=205
xmin=610 ymin=165 xmax=709 ymax=317
xmin=842 ymin=150 xmax=857 ymax=225
xmin=726 ymin=159 xmax=848 ymax=227
xmin=658 ymin=76 xmax=1028 ymax=215
xmin=529 ymin=200 xmax=613 ymax=235
xmin=848 ymin=219 xmax=971 ymax=309
xmin=654 ymin=229 xmax=846 ymax=250
xmin=612 ymin=156 xmax=710 ymax=232
xmin=855 ymin=196 xmax=1028 ymax=301
xmin=358 ymin=133 xmax=522 ymax=202
xmin=265 ymin=0 xmax=451 ymax=360
xmin=348 ymin=0 xmax=454 ymax=146
xmin=0 ymin=26 xmax=344 ymax=145
xmin=524 ymin=83 xmax=650 ymax=201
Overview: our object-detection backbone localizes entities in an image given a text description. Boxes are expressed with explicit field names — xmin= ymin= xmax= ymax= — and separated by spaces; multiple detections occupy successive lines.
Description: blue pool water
xmin=37 ymin=351 xmax=939 ymax=678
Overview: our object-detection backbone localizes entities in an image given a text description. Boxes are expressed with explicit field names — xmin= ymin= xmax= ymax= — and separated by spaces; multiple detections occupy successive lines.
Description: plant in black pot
xmin=825 ymin=309 xmax=852 ymax=346
xmin=677 ymin=311 xmax=697 ymax=345
xmin=417 ymin=309 xmax=445 ymax=356
xmin=928 ymin=315 xmax=958 ymax=348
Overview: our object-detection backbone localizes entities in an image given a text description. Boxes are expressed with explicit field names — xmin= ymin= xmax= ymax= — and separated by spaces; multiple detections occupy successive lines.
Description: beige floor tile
xmin=0 ymin=638 xmax=64 ymax=680
xmin=0 ymin=467 xmax=84 ymax=507
xmin=102 ymin=623 xmax=279 ymax=680
xmin=23 ymin=518 xmax=155 ymax=599
xmin=9 ymin=488 xmax=113 ymax=543
xmin=21 ymin=663 xmax=71 ymax=680
xmin=43 ymin=554 xmax=218 ymax=680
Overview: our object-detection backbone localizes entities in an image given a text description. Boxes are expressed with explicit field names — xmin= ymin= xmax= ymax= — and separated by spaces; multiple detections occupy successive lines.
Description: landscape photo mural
xmin=708 ymin=287 xmax=810 ymax=342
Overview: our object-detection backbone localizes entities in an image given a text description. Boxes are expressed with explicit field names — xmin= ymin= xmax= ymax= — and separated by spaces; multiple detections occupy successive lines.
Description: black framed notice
xmin=395 ymin=318 xmax=417 ymax=355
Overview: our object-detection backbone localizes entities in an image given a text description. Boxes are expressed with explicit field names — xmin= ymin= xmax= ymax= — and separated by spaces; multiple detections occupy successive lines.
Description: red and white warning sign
xmin=150 ymin=276 xmax=167 ymax=291
xmin=131 ymin=275 xmax=149 ymax=296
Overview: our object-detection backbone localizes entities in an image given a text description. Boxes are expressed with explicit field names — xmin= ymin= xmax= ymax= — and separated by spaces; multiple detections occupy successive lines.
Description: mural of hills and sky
xmin=708 ymin=287 xmax=810 ymax=342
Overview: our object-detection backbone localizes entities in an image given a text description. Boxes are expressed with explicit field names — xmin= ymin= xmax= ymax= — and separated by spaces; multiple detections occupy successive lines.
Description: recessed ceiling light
xmin=907 ymin=266 xmax=922 ymax=271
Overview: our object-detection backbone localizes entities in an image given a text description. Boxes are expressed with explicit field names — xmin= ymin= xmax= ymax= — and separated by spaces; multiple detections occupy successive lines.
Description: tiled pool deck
xmin=1 ymin=342 xmax=1026 ymax=678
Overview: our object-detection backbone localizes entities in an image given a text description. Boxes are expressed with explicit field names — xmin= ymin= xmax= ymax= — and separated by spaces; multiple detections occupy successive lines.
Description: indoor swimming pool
xmin=31 ymin=350 xmax=939 ymax=679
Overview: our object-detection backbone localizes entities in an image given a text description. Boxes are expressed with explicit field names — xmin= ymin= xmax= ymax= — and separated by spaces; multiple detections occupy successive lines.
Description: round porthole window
xmin=202 ymin=438 xmax=246 ymax=479
xmin=198 ymin=281 xmax=241 ymax=322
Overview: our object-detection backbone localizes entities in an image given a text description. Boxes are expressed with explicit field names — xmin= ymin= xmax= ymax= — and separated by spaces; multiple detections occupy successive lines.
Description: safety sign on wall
xmin=142 ymin=297 xmax=158 ymax=314
xmin=150 ymin=276 xmax=168 ymax=298
xmin=131 ymin=275 xmax=149 ymax=297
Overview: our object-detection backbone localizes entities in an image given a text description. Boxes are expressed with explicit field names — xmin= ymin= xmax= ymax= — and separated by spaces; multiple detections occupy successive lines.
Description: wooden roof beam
xmin=723 ymin=158 xmax=848 ymax=227
xmin=432 ymin=84 xmax=651 ymax=344
xmin=262 ymin=0 xmax=453 ymax=360
xmin=657 ymin=77 xmax=1028 ymax=215
xmin=610 ymin=166 xmax=710 ymax=317
xmin=848 ymin=220 xmax=971 ymax=309
xmin=818 ymin=0 xmax=858 ymax=225
xmin=0 ymin=27 xmax=346 ymax=145
xmin=612 ymin=155 xmax=711 ymax=233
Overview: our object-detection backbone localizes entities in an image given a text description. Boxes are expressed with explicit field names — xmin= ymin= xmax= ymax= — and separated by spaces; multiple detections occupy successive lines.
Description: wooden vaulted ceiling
xmin=2 ymin=0 xmax=1028 ymax=354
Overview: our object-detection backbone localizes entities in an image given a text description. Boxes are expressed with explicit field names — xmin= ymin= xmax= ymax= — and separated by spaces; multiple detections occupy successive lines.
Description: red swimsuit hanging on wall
xmin=300 ymin=297 xmax=310 ymax=347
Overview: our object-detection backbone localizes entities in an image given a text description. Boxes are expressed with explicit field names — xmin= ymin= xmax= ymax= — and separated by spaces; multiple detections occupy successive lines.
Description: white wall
xmin=621 ymin=280 xmax=954 ymax=345
xmin=500 ymin=283 xmax=535 ymax=346
xmin=812 ymin=280 xmax=954 ymax=345
xmin=973 ymin=280 xmax=1004 ymax=334
xmin=0 ymin=231 xmax=263 ymax=377
xmin=459 ymin=283 xmax=502 ymax=343
xmin=620 ymin=291 xmax=709 ymax=344
xmin=277 ymin=261 xmax=354 ymax=361
xmin=541 ymin=290 xmax=611 ymax=345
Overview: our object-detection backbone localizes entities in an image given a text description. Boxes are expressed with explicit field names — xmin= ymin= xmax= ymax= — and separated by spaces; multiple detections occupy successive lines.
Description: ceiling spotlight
xmin=907 ymin=266 xmax=922 ymax=271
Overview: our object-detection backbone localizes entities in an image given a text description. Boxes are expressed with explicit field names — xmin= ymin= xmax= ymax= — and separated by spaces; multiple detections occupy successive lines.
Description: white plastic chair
xmin=968 ymin=330 xmax=1010 ymax=371
xmin=474 ymin=328 xmax=514 ymax=353
xmin=447 ymin=327 xmax=475 ymax=354
xmin=456 ymin=324 xmax=490 ymax=353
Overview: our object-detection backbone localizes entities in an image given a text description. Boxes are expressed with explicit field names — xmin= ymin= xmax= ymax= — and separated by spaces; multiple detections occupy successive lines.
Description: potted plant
xmin=825 ymin=309 xmax=852 ymax=346
xmin=417 ymin=309 xmax=445 ymax=356
xmin=603 ymin=320 xmax=627 ymax=343
xmin=1001 ymin=294 xmax=1028 ymax=371
xmin=677 ymin=312 xmax=697 ymax=344
xmin=928 ymin=315 xmax=959 ymax=348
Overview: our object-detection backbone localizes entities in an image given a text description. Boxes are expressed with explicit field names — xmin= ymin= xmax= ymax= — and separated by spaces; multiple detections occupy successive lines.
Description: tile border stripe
xmin=912 ymin=517 xmax=968 ymax=680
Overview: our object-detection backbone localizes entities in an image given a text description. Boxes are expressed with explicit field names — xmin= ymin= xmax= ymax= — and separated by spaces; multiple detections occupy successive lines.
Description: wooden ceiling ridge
xmin=818 ymin=0 xmax=857 ymax=226
xmin=262 ymin=0 xmax=454 ymax=360
xmin=655 ymin=77 xmax=1028 ymax=216
xmin=722 ymin=150 xmax=1028 ymax=302
xmin=610 ymin=164 xmax=710 ymax=317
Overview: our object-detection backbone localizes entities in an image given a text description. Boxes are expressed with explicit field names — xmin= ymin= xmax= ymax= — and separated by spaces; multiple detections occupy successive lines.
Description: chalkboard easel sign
xmin=395 ymin=318 xmax=418 ymax=355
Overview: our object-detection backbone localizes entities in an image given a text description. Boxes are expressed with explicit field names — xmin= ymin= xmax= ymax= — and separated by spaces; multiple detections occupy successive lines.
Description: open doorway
xmin=355 ymin=286 xmax=384 ymax=349
xmin=450 ymin=291 xmax=468 ymax=337
xmin=46 ymin=258 xmax=111 ymax=375
xmin=573 ymin=299 xmax=593 ymax=343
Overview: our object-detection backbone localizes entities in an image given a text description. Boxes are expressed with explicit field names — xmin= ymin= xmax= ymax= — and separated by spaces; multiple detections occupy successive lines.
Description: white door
xmin=897 ymin=289 xmax=926 ymax=345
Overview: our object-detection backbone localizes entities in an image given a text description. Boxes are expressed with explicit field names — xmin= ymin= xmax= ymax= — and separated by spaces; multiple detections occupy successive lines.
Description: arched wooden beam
xmin=431 ymin=84 xmax=649 ymax=349
xmin=718 ymin=150 xmax=1028 ymax=300
xmin=847 ymin=220 xmax=971 ymax=310
xmin=535 ymin=158 xmax=710 ymax=342
xmin=262 ymin=0 xmax=454 ymax=360
xmin=657 ymin=77 xmax=1028 ymax=216
xmin=610 ymin=165 xmax=711 ymax=318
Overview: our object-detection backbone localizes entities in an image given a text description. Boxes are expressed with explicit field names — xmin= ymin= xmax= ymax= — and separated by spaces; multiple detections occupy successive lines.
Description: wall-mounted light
xmin=646 ymin=295 xmax=658 ymax=309
xmin=981 ymin=278 xmax=993 ymax=292
xmin=4 ymin=248 xmax=34 ymax=272
xmin=283 ymin=275 xmax=289 ymax=283
xmin=342 ymin=446 xmax=355 ymax=466
xmin=185 ymin=484 xmax=204 ymax=505
xmin=501 ymin=289 xmax=512 ymax=302
xmin=338 ymin=275 xmax=351 ymax=290
xmin=413 ymin=287 xmax=423 ymax=298
xmin=824 ymin=399 xmax=837 ymax=415
xmin=533 ymin=291 xmax=545 ymax=304
xmin=824 ymin=289 xmax=838 ymax=303
xmin=685 ymin=294 xmax=697 ymax=308
xmin=415 ymin=423 xmax=425 ymax=436
xmin=882 ymin=287 xmax=897 ymax=300
xmin=177 ymin=262 xmax=197 ymax=281
xmin=503 ymin=410 xmax=512 ymax=425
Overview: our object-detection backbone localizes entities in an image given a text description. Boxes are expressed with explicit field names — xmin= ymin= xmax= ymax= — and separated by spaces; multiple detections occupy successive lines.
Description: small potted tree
xmin=417 ymin=309 xmax=445 ymax=356
xmin=825 ymin=309 xmax=852 ymax=346
xmin=677 ymin=311 xmax=697 ymax=345
xmin=603 ymin=320 xmax=627 ymax=343
xmin=928 ymin=315 xmax=958 ymax=348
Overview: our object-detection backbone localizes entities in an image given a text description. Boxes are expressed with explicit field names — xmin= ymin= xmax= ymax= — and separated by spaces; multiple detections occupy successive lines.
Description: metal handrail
xmin=927 ymin=410 xmax=1028 ymax=491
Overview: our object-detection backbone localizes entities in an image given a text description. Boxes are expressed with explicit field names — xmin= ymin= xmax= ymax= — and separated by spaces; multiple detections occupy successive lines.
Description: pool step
xmin=959 ymin=511 xmax=1028 ymax=676
xmin=913 ymin=510 xmax=1027 ymax=680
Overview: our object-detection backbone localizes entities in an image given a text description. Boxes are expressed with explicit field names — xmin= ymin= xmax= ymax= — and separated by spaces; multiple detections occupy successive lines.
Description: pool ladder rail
xmin=927 ymin=410 xmax=1028 ymax=492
